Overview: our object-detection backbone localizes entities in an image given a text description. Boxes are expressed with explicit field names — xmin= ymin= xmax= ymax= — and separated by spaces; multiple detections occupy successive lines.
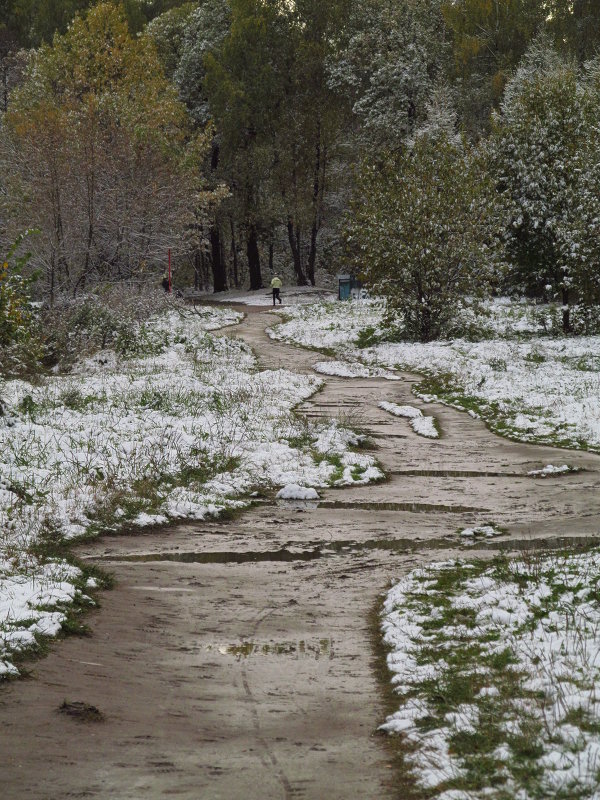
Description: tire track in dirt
xmin=239 ymin=605 xmax=295 ymax=799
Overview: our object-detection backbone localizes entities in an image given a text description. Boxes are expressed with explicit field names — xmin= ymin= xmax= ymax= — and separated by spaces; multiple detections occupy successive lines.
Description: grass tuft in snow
xmin=381 ymin=549 xmax=600 ymax=799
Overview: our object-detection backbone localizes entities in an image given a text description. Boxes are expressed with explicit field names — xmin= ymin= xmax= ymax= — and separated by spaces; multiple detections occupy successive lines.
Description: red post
xmin=168 ymin=248 xmax=172 ymax=294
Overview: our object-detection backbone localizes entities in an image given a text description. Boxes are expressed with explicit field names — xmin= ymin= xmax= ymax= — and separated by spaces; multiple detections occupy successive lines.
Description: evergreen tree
xmin=145 ymin=2 xmax=196 ymax=81
xmin=174 ymin=0 xmax=231 ymax=127
xmin=204 ymin=0 xmax=290 ymax=289
xmin=169 ymin=0 xmax=232 ymax=292
xmin=492 ymin=37 xmax=598 ymax=331
xmin=328 ymin=0 xmax=449 ymax=149
xmin=442 ymin=0 xmax=547 ymax=136
xmin=276 ymin=0 xmax=351 ymax=285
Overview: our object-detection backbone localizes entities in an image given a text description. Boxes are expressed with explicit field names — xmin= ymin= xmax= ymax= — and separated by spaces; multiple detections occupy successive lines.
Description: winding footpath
xmin=2 ymin=306 xmax=600 ymax=799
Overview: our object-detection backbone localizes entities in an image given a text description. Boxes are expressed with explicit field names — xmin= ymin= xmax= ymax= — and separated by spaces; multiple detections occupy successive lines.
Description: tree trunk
xmin=210 ymin=225 xmax=228 ymax=293
xmin=247 ymin=225 xmax=262 ymax=290
xmin=211 ymin=140 xmax=220 ymax=171
xmin=307 ymin=221 xmax=318 ymax=287
xmin=208 ymin=139 xmax=227 ymax=292
xmin=82 ymin=139 xmax=96 ymax=293
xmin=230 ymin=217 xmax=239 ymax=288
xmin=562 ymin=287 xmax=571 ymax=334
xmin=50 ymin=163 xmax=70 ymax=293
xmin=307 ymin=129 xmax=325 ymax=287
xmin=1 ymin=59 xmax=7 ymax=114
xmin=287 ymin=217 xmax=307 ymax=286
xmin=420 ymin=305 xmax=432 ymax=343
xmin=194 ymin=250 xmax=201 ymax=290
xmin=200 ymin=248 xmax=209 ymax=291
xmin=48 ymin=252 xmax=56 ymax=307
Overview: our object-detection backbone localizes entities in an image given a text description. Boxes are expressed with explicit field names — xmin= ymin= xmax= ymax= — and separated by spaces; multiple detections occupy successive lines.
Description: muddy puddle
xmin=378 ymin=467 xmax=587 ymax=479
xmin=207 ymin=638 xmax=334 ymax=660
xmin=316 ymin=500 xmax=487 ymax=513
xmin=93 ymin=533 xmax=600 ymax=566
xmin=97 ymin=547 xmax=324 ymax=564
xmin=388 ymin=469 xmax=531 ymax=478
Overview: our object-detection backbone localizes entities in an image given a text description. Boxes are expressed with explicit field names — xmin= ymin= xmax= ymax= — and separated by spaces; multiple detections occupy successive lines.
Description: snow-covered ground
xmin=378 ymin=401 xmax=439 ymax=439
xmin=269 ymin=298 xmax=600 ymax=450
xmin=381 ymin=552 xmax=600 ymax=798
xmin=0 ymin=305 xmax=381 ymax=677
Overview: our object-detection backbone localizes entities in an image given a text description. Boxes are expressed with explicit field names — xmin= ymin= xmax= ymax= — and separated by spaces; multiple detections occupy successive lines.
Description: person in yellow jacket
xmin=270 ymin=275 xmax=283 ymax=306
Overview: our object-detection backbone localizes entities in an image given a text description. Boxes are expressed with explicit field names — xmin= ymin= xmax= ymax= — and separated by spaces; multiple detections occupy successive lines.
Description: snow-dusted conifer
xmin=492 ymin=35 xmax=600 ymax=331
xmin=328 ymin=0 xmax=448 ymax=148
xmin=411 ymin=80 xmax=460 ymax=146
xmin=174 ymin=0 xmax=231 ymax=127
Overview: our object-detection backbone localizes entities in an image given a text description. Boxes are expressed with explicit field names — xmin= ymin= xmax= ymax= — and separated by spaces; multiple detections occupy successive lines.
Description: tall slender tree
xmin=205 ymin=0 xmax=293 ymax=290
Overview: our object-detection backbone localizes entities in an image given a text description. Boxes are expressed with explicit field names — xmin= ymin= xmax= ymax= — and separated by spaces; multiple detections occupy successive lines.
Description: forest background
xmin=1 ymin=0 xmax=600 ymax=348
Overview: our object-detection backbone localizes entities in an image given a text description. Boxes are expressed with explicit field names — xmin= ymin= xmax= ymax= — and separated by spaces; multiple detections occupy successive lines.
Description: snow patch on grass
xmin=314 ymin=360 xmax=372 ymax=378
xmin=381 ymin=552 xmax=600 ymax=798
xmin=528 ymin=464 xmax=574 ymax=477
xmin=459 ymin=525 xmax=503 ymax=542
xmin=314 ymin=360 xmax=400 ymax=380
xmin=459 ymin=524 xmax=502 ymax=538
xmin=0 ymin=305 xmax=381 ymax=676
xmin=271 ymin=298 xmax=600 ymax=451
xmin=267 ymin=298 xmax=386 ymax=351
xmin=276 ymin=484 xmax=320 ymax=500
xmin=411 ymin=416 xmax=439 ymax=439
xmin=0 ymin=556 xmax=92 ymax=674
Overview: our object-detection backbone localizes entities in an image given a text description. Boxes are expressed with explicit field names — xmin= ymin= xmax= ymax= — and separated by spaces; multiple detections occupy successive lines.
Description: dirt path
xmin=2 ymin=307 xmax=600 ymax=800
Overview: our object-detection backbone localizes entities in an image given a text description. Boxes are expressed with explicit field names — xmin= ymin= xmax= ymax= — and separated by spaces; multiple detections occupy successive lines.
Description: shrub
xmin=345 ymin=131 xmax=505 ymax=342
xmin=0 ymin=234 xmax=38 ymax=347
xmin=0 ymin=233 xmax=42 ymax=377
xmin=492 ymin=41 xmax=600 ymax=333
xmin=40 ymin=283 xmax=179 ymax=368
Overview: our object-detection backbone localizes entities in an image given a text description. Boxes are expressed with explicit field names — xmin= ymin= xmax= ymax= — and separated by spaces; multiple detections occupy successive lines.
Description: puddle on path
xmin=389 ymin=469 xmax=528 ymax=478
xmin=388 ymin=467 xmax=590 ymax=479
xmin=92 ymin=534 xmax=600 ymax=565
xmin=98 ymin=548 xmax=323 ymax=565
xmin=316 ymin=501 xmax=487 ymax=513
xmin=208 ymin=638 xmax=334 ymax=660
xmin=275 ymin=500 xmax=319 ymax=511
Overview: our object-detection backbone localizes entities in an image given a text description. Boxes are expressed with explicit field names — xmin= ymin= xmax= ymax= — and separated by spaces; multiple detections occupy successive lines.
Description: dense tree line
xmin=1 ymin=0 xmax=600 ymax=335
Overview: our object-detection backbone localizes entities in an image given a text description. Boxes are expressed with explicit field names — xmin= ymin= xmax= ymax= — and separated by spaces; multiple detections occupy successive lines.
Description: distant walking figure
xmin=271 ymin=275 xmax=282 ymax=306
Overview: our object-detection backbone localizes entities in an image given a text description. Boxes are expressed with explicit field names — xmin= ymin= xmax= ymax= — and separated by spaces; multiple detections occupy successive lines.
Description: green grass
xmin=268 ymin=313 xmax=339 ymax=357
xmin=356 ymin=326 xmax=384 ymax=348
xmin=2 ymin=304 xmax=387 ymax=683
xmin=60 ymin=389 xmax=104 ymax=411
xmin=380 ymin=549 xmax=600 ymax=799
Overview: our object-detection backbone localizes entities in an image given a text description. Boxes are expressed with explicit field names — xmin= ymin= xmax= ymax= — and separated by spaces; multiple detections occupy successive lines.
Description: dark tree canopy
xmin=2 ymin=0 xmax=600 ymax=317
